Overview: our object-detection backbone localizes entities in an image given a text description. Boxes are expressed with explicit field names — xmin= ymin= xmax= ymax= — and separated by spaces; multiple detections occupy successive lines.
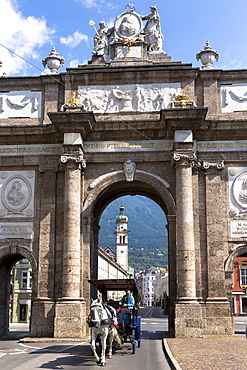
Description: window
xmin=21 ymin=271 xmax=32 ymax=289
xmin=241 ymin=268 xmax=247 ymax=285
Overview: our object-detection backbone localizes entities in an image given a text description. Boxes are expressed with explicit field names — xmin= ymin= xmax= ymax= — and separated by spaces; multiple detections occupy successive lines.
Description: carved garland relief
xmin=0 ymin=91 xmax=41 ymax=119
xmin=221 ymin=84 xmax=247 ymax=113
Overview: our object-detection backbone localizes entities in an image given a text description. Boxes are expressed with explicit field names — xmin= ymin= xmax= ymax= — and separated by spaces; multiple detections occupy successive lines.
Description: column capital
xmin=172 ymin=150 xmax=201 ymax=169
xmin=60 ymin=147 xmax=86 ymax=169
xmin=201 ymin=160 xmax=224 ymax=170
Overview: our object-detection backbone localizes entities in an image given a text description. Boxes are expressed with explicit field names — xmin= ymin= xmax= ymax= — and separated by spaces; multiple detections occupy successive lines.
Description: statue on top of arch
xmin=90 ymin=4 xmax=164 ymax=62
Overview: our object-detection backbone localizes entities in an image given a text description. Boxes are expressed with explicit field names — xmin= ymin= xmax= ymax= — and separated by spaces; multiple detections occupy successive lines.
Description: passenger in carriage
xmin=117 ymin=287 xmax=135 ymax=312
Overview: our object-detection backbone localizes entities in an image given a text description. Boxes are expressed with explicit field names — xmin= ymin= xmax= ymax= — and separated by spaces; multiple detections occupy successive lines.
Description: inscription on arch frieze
xmin=0 ymin=171 xmax=35 ymax=218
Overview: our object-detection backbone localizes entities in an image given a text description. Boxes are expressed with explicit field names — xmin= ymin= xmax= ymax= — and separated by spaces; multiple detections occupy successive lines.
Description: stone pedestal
xmin=54 ymin=299 xmax=86 ymax=338
xmin=31 ymin=299 xmax=55 ymax=337
xmin=175 ymin=302 xmax=205 ymax=337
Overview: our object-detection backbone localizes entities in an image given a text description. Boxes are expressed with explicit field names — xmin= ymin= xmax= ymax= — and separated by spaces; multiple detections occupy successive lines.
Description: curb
xmin=162 ymin=338 xmax=183 ymax=370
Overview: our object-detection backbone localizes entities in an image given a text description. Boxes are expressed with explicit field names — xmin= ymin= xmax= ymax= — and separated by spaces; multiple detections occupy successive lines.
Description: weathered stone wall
xmin=1 ymin=60 xmax=247 ymax=337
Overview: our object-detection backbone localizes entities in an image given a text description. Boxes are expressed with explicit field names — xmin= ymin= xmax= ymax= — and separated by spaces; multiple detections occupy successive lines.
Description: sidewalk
xmin=164 ymin=334 xmax=247 ymax=370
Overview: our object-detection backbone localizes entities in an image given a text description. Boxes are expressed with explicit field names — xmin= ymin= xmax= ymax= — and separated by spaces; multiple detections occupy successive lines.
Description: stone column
xmin=173 ymin=150 xmax=198 ymax=302
xmin=61 ymin=154 xmax=84 ymax=299
xmin=54 ymin=133 xmax=87 ymax=338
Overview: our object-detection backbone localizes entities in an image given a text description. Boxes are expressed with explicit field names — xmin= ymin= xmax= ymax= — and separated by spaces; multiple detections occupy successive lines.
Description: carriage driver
xmin=119 ymin=287 xmax=135 ymax=311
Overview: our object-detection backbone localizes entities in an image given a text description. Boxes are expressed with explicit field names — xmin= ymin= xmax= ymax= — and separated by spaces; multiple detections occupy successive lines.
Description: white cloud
xmin=0 ymin=0 xmax=54 ymax=76
xmin=218 ymin=59 xmax=244 ymax=70
xmin=75 ymin=0 xmax=97 ymax=8
xmin=74 ymin=0 xmax=117 ymax=12
xmin=60 ymin=31 xmax=88 ymax=48
xmin=69 ymin=59 xmax=80 ymax=67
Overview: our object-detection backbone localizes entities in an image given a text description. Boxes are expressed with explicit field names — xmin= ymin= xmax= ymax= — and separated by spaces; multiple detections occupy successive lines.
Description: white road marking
xmin=19 ymin=343 xmax=42 ymax=350
xmin=0 ymin=353 xmax=7 ymax=358
xmin=151 ymin=322 xmax=158 ymax=324
xmin=10 ymin=352 xmax=26 ymax=355
xmin=57 ymin=342 xmax=88 ymax=353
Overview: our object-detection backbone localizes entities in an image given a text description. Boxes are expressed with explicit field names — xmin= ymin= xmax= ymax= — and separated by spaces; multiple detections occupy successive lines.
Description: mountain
xmin=99 ymin=195 xmax=168 ymax=272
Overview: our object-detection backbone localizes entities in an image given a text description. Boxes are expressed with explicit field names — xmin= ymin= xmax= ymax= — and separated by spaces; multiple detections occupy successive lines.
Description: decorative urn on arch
xmin=196 ymin=40 xmax=219 ymax=69
xmin=42 ymin=47 xmax=65 ymax=73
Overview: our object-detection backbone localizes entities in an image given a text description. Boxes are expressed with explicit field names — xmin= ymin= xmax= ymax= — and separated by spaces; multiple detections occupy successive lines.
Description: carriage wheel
xmin=132 ymin=340 xmax=136 ymax=354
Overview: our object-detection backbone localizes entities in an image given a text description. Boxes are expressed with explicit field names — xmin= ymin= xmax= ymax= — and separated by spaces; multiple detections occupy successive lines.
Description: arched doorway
xmin=0 ymin=243 xmax=37 ymax=337
xmin=82 ymin=171 xmax=176 ymax=334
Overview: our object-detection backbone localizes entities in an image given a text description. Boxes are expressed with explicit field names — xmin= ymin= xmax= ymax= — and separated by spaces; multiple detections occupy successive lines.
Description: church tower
xmin=115 ymin=203 xmax=129 ymax=272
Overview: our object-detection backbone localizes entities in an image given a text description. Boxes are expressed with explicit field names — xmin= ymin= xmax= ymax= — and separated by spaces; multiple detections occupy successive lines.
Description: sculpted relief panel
xmin=0 ymin=171 xmax=35 ymax=218
xmin=0 ymin=91 xmax=41 ymax=119
xmin=78 ymin=83 xmax=180 ymax=113
xmin=221 ymin=84 xmax=247 ymax=113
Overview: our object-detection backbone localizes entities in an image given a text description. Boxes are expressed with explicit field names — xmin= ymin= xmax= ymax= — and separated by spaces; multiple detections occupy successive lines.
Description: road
xmin=0 ymin=307 xmax=172 ymax=370
xmin=2 ymin=311 xmax=247 ymax=369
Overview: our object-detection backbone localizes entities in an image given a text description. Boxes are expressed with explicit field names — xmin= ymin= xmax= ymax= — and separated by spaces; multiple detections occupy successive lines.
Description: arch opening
xmin=0 ymin=245 xmax=37 ymax=338
xmin=85 ymin=174 xmax=176 ymax=333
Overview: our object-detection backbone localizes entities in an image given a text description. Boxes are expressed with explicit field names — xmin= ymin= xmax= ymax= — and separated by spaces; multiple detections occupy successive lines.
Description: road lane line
xmin=57 ymin=342 xmax=88 ymax=352
xmin=19 ymin=343 xmax=42 ymax=350
xmin=0 ymin=353 xmax=7 ymax=358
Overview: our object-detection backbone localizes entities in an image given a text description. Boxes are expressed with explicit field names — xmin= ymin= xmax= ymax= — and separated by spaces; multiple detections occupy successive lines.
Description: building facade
xmin=232 ymin=256 xmax=247 ymax=314
xmin=10 ymin=259 xmax=32 ymax=323
xmin=1 ymin=4 xmax=247 ymax=338
xmin=98 ymin=247 xmax=128 ymax=280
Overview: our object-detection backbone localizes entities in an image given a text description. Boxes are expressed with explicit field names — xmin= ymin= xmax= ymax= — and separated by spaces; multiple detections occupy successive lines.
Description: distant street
xmin=1 ymin=309 xmax=247 ymax=369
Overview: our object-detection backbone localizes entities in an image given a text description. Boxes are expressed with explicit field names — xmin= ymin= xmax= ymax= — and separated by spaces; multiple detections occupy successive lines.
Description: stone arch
xmin=225 ymin=243 xmax=247 ymax=272
xmin=83 ymin=170 xmax=176 ymax=219
xmin=82 ymin=169 xmax=176 ymax=334
xmin=0 ymin=243 xmax=37 ymax=272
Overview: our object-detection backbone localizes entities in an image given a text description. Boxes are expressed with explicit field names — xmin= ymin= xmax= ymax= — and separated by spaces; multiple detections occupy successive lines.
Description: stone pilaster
xmin=203 ymin=162 xmax=233 ymax=335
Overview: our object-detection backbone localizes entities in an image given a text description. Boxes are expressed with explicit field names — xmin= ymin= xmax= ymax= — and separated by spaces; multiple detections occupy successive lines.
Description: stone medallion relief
xmin=0 ymin=91 xmax=41 ymax=119
xmin=221 ymin=84 xmax=247 ymax=113
xmin=0 ymin=171 xmax=35 ymax=218
xmin=78 ymin=83 xmax=180 ymax=113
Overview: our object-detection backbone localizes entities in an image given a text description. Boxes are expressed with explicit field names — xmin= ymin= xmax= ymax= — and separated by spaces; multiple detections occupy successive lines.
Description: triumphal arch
xmin=1 ymin=4 xmax=247 ymax=338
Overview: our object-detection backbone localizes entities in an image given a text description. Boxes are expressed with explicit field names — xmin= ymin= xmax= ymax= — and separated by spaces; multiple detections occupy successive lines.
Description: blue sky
xmin=1 ymin=0 xmax=247 ymax=76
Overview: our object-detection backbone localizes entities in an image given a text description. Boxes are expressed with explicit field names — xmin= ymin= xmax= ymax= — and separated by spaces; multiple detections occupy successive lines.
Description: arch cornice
xmin=83 ymin=170 xmax=175 ymax=216
xmin=225 ymin=243 xmax=247 ymax=272
xmin=0 ymin=243 xmax=38 ymax=272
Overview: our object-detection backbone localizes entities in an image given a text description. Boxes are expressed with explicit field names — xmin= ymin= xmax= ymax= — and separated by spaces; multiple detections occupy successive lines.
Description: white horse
xmin=88 ymin=298 xmax=116 ymax=366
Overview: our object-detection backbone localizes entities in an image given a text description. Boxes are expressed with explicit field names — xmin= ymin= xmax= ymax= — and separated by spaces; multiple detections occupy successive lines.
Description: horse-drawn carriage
xmin=88 ymin=278 xmax=141 ymax=366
